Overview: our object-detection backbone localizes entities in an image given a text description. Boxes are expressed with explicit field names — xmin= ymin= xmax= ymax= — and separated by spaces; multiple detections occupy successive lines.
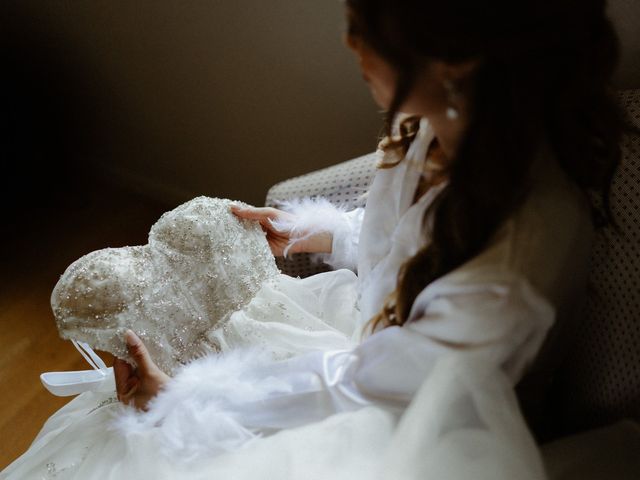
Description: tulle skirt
xmin=1 ymin=270 xmax=547 ymax=479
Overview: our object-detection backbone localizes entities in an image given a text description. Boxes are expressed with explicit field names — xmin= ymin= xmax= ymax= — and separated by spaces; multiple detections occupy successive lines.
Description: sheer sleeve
xmin=114 ymin=269 xmax=554 ymax=456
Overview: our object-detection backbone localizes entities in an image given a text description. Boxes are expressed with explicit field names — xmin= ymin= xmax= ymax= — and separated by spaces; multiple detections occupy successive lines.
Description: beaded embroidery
xmin=51 ymin=197 xmax=279 ymax=374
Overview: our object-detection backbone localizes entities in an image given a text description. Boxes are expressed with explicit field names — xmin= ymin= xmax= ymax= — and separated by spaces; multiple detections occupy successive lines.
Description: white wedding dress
xmin=1 ymin=118 xmax=593 ymax=479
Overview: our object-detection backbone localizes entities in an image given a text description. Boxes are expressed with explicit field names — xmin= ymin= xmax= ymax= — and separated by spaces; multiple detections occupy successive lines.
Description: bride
xmin=1 ymin=0 xmax=624 ymax=478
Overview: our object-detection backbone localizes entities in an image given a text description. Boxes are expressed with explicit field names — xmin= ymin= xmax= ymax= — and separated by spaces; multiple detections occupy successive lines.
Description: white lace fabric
xmin=51 ymin=197 xmax=279 ymax=374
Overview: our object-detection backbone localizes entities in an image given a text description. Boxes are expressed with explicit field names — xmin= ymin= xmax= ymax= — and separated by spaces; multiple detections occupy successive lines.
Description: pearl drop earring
xmin=443 ymin=79 xmax=460 ymax=121
xmin=446 ymin=106 xmax=459 ymax=121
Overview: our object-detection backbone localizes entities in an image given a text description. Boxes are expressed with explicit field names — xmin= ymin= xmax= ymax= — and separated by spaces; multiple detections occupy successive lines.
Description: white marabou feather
xmin=110 ymin=349 xmax=290 ymax=462
xmin=269 ymin=197 xmax=350 ymax=257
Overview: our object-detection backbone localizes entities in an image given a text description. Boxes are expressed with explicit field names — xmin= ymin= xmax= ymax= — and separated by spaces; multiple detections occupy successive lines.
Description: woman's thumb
xmin=125 ymin=330 xmax=154 ymax=373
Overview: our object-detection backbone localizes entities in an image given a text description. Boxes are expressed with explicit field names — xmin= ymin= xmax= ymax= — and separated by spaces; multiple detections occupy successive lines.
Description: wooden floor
xmin=0 ymin=185 xmax=167 ymax=468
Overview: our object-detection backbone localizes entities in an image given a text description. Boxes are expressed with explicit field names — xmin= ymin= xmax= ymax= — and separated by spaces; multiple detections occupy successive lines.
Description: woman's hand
xmin=231 ymin=205 xmax=332 ymax=256
xmin=114 ymin=330 xmax=170 ymax=411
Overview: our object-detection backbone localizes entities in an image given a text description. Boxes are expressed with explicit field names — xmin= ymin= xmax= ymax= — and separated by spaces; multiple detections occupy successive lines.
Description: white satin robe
xmin=205 ymin=113 xmax=591 ymax=430
xmin=150 ymin=116 xmax=592 ymax=436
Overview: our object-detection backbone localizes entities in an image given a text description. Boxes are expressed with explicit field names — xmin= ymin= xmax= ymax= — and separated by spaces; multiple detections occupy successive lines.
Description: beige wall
xmin=6 ymin=1 xmax=382 ymax=207
xmin=609 ymin=0 xmax=640 ymax=89
xmin=5 ymin=1 xmax=639 ymax=208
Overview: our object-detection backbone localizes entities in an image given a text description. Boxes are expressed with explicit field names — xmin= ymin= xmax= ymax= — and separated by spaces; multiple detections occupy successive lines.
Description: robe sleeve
xmin=316 ymin=206 xmax=364 ymax=271
xmin=115 ymin=270 xmax=554 ymax=456
xmin=237 ymin=269 xmax=554 ymax=430
xmin=271 ymin=197 xmax=364 ymax=272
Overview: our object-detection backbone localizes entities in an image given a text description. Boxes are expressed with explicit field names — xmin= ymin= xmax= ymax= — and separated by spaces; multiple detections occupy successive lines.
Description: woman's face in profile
xmin=345 ymin=39 xmax=397 ymax=109
xmin=342 ymin=9 xmax=447 ymax=118
xmin=343 ymin=9 xmax=397 ymax=110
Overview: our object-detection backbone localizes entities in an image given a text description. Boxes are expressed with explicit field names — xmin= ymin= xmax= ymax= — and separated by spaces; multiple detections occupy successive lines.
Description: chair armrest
xmin=264 ymin=152 xmax=378 ymax=277
xmin=541 ymin=419 xmax=640 ymax=480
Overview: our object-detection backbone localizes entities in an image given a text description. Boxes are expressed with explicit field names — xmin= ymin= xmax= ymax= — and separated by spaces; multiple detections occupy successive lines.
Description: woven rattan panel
xmin=264 ymin=152 xmax=378 ymax=277
xmin=550 ymin=89 xmax=640 ymax=436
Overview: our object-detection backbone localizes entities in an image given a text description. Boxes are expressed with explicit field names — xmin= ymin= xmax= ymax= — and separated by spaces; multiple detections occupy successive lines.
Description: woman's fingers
xmin=120 ymin=381 xmax=139 ymax=406
xmin=113 ymin=357 xmax=133 ymax=400
xmin=230 ymin=205 xmax=279 ymax=221
xmin=125 ymin=330 xmax=156 ymax=375
xmin=231 ymin=204 xmax=301 ymax=256
xmin=231 ymin=205 xmax=296 ymax=233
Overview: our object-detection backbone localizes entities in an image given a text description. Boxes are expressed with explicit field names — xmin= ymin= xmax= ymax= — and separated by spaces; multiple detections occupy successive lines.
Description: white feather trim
xmin=269 ymin=197 xmax=350 ymax=258
xmin=110 ymin=349 xmax=291 ymax=462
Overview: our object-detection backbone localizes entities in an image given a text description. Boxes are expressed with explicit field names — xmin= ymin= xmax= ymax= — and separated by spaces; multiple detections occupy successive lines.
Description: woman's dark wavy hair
xmin=345 ymin=0 xmax=627 ymax=331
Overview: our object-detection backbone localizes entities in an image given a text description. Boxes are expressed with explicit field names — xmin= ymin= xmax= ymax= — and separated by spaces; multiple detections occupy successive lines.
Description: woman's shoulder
xmin=449 ymin=149 xmax=594 ymax=308
xmin=512 ymin=150 xmax=594 ymax=280
xmin=408 ymin=145 xmax=592 ymax=306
